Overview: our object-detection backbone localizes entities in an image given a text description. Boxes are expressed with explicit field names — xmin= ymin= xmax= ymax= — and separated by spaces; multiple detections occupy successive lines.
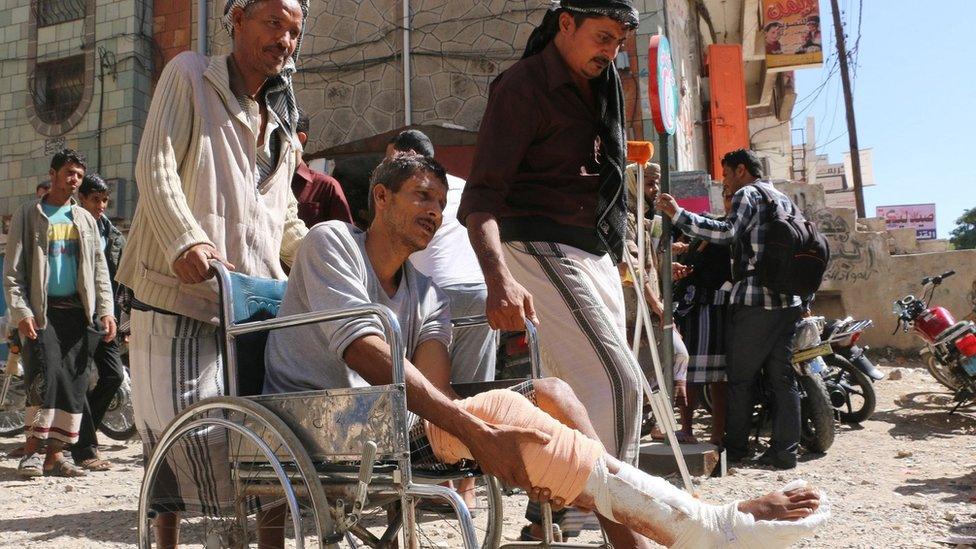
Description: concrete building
xmin=780 ymin=181 xmax=976 ymax=351
xmin=0 ymin=0 xmax=156 ymax=222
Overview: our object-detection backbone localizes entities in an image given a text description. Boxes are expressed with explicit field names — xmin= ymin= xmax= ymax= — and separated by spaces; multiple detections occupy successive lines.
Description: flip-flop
xmin=7 ymin=446 xmax=26 ymax=459
xmin=44 ymin=458 xmax=88 ymax=478
xmin=77 ymin=458 xmax=112 ymax=471
xmin=17 ymin=454 xmax=43 ymax=478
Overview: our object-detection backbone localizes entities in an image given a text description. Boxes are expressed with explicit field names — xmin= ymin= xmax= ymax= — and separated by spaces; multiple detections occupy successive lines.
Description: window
xmin=35 ymin=0 xmax=86 ymax=28
xmin=30 ymin=55 xmax=86 ymax=125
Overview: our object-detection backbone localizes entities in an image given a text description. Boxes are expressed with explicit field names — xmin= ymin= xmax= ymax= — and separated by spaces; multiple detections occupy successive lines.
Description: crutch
xmin=625 ymin=141 xmax=693 ymax=493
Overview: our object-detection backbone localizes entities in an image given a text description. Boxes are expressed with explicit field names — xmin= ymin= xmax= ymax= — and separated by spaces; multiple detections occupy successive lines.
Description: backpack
xmin=738 ymin=185 xmax=830 ymax=296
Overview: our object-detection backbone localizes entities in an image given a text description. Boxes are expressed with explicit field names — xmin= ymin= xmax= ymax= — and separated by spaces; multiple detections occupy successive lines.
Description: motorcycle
xmin=701 ymin=316 xmax=837 ymax=453
xmin=893 ymin=270 xmax=976 ymax=409
xmin=819 ymin=317 xmax=882 ymax=424
xmin=782 ymin=316 xmax=837 ymax=453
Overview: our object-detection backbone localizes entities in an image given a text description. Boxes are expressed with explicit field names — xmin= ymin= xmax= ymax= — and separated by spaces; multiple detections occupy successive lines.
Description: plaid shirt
xmin=672 ymin=181 xmax=803 ymax=310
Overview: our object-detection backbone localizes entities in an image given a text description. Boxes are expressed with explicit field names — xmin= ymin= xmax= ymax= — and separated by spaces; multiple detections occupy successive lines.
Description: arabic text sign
xmin=762 ymin=0 xmax=824 ymax=72
xmin=876 ymin=204 xmax=937 ymax=241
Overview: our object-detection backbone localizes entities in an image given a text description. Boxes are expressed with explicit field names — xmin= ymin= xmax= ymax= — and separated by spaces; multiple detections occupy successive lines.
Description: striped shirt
xmin=671 ymin=181 xmax=802 ymax=310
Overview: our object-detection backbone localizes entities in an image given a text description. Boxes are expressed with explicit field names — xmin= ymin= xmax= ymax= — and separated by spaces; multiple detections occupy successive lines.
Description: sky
xmin=793 ymin=0 xmax=976 ymax=239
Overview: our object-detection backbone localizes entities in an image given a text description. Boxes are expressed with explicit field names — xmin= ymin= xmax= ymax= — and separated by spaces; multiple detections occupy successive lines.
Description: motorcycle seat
xmin=935 ymin=321 xmax=976 ymax=347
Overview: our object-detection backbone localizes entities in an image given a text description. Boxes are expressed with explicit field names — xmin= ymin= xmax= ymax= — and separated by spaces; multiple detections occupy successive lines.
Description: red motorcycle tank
xmin=914 ymin=307 xmax=957 ymax=343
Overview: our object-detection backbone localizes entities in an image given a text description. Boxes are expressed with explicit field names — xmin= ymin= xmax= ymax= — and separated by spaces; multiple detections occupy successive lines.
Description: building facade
xmin=0 ymin=0 xmax=156 ymax=222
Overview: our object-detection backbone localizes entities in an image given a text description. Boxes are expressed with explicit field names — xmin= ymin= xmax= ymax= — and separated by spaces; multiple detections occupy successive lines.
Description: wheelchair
xmin=136 ymin=262 xmax=543 ymax=548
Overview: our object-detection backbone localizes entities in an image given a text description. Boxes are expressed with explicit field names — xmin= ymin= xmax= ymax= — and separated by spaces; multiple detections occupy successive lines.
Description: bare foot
xmin=737 ymin=486 xmax=821 ymax=521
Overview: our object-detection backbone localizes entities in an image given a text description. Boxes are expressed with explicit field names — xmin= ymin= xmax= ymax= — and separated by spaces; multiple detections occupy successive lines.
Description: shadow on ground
xmin=895 ymin=469 xmax=976 ymax=504
xmin=869 ymin=391 xmax=976 ymax=440
xmin=0 ymin=509 xmax=137 ymax=545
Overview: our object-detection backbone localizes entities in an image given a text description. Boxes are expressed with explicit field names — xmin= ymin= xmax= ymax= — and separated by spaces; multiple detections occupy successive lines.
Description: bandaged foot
xmin=582 ymin=458 xmax=830 ymax=548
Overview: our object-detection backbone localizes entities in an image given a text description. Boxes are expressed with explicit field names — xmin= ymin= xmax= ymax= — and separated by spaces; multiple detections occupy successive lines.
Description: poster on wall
xmin=762 ymin=0 xmax=824 ymax=72
xmin=876 ymin=204 xmax=938 ymax=241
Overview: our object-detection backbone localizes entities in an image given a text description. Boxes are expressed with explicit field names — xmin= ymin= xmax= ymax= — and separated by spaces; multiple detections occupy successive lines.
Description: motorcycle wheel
xmin=0 ymin=373 xmax=26 ymax=438
xmin=799 ymin=374 xmax=835 ymax=453
xmin=823 ymin=354 xmax=877 ymax=424
xmin=98 ymin=386 xmax=137 ymax=441
xmin=925 ymin=353 xmax=961 ymax=391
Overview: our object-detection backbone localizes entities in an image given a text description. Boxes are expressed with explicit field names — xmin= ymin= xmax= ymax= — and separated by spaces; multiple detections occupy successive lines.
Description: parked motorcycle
xmin=0 ymin=358 xmax=26 ymax=438
xmin=894 ymin=270 xmax=976 ymax=408
xmin=701 ymin=316 xmax=837 ymax=453
xmin=820 ymin=317 xmax=882 ymax=424
xmin=783 ymin=316 xmax=837 ymax=453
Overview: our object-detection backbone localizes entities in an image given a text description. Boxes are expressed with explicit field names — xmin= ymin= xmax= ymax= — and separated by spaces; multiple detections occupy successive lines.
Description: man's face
xmin=375 ymin=172 xmax=447 ymax=253
xmin=721 ymin=163 xmax=752 ymax=196
xmin=645 ymin=168 xmax=661 ymax=201
xmin=558 ymin=14 xmax=631 ymax=81
xmin=80 ymin=191 xmax=110 ymax=219
xmin=48 ymin=162 xmax=85 ymax=198
xmin=233 ymin=0 xmax=303 ymax=78
xmin=767 ymin=25 xmax=783 ymax=41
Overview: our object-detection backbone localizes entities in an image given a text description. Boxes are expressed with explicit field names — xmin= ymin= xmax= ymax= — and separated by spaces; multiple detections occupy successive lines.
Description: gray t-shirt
xmin=263 ymin=221 xmax=452 ymax=393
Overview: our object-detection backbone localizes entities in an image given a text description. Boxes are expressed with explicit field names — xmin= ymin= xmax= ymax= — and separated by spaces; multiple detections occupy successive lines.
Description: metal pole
xmin=197 ymin=0 xmax=208 ymax=55
xmin=830 ymin=0 xmax=865 ymax=218
xmin=659 ymin=135 xmax=675 ymax=396
xmin=402 ymin=0 xmax=413 ymax=126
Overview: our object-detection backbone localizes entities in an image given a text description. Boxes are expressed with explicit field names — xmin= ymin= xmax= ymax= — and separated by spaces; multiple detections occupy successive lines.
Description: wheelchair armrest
xmin=227 ymin=305 xmax=408 ymax=385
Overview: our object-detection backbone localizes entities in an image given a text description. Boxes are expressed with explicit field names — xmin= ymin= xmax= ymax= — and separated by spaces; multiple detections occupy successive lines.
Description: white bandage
xmin=585 ymin=456 xmax=617 ymax=522
xmin=583 ymin=460 xmax=830 ymax=548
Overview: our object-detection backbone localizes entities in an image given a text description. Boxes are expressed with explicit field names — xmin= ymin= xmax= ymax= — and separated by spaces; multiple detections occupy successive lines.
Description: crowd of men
xmin=2 ymin=0 xmax=827 ymax=547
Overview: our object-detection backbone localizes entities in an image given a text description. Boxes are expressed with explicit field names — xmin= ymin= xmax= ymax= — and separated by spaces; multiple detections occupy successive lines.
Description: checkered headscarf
xmin=222 ymin=0 xmax=310 ymax=137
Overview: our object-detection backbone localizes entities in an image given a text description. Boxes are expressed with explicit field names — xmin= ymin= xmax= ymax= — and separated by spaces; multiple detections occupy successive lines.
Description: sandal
xmin=17 ymin=454 xmax=44 ymax=478
xmin=7 ymin=445 xmax=26 ymax=459
xmin=44 ymin=458 xmax=88 ymax=478
xmin=77 ymin=458 xmax=112 ymax=471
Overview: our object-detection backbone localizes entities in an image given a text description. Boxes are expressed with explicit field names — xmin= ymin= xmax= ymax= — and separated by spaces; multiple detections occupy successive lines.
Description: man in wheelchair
xmin=263 ymin=153 xmax=828 ymax=548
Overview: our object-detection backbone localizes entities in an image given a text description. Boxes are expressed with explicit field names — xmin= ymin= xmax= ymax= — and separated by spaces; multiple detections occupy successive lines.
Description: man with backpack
xmin=655 ymin=149 xmax=829 ymax=470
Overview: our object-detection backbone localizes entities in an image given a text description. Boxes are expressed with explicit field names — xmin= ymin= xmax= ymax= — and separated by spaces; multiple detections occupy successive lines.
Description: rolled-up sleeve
xmin=457 ymin=75 xmax=540 ymax=225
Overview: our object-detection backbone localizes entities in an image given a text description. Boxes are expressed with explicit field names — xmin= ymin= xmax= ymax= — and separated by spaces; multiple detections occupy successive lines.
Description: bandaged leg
xmin=580 ymin=457 xmax=830 ymax=548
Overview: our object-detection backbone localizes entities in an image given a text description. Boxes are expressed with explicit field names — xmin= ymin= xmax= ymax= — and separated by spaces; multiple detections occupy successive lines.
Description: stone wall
xmin=0 ymin=0 xmax=155 ymax=221
xmin=776 ymin=182 xmax=976 ymax=351
xmin=208 ymin=0 xmax=547 ymax=156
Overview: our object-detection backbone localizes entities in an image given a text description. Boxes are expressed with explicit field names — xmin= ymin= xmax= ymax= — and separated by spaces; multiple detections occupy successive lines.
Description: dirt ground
xmin=2 ymin=359 xmax=975 ymax=548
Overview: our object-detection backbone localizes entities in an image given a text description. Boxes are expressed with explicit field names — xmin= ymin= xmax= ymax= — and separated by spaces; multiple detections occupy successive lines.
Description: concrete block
xmin=638 ymin=441 xmax=726 ymax=478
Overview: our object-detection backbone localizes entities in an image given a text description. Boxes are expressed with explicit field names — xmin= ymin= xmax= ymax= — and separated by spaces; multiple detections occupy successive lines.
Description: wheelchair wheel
xmin=138 ymin=397 xmax=338 ymax=548
xmin=413 ymin=475 xmax=503 ymax=548
xmin=344 ymin=474 xmax=503 ymax=549
xmin=0 ymin=372 xmax=26 ymax=438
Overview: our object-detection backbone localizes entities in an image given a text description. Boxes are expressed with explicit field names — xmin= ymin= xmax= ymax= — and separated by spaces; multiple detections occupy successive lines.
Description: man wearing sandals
xmin=4 ymin=149 xmax=117 ymax=478
xmin=265 ymin=153 xmax=829 ymax=549
xmin=457 ymin=0 xmax=646 ymax=539
xmin=116 ymin=0 xmax=309 ymax=543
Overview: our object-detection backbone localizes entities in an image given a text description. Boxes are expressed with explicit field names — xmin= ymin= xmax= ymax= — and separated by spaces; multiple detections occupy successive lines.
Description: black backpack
xmin=737 ymin=185 xmax=830 ymax=296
